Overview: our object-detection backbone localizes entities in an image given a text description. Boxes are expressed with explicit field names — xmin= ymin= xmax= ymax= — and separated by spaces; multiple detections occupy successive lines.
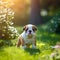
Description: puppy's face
xmin=23 ymin=24 xmax=37 ymax=36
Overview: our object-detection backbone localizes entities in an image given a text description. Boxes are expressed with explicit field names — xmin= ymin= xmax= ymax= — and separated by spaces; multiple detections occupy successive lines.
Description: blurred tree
xmin=29 ymin=0 xmax=43 ymax=25
xmin=11 ymin=0 xmax=30 ymax=25
xmin=2 ymin=0 xmax=60 ymax=25
xmin=40 ymin=0 xmax=60 ymax=15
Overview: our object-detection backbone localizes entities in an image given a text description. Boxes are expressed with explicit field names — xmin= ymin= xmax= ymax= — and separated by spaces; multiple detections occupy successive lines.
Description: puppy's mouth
xmin=29 ymin=32 xmax=31 ymax=34
xmin=29 ymin=30 xmax=32 ymax=34
xmin=28 ymin=34 xmax=33 ymax=39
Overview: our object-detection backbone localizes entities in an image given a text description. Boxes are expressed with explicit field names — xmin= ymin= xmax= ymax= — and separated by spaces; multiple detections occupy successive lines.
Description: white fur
xmin=20 ymin=24 xmax=36 ymax=49
xmin=32 ymin=44 xmax=36 ymax=48
xmin=20 ymin=31 xmax=36 ymax=45
xmin=19 ymin=24 xmax=36 ymax=49
xmin=25 ymin=24 xmax=35 ymax=36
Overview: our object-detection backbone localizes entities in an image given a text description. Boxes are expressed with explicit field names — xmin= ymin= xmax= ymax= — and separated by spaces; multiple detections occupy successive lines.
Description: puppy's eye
xmin=33 ymin=29 xmax=35 ymax=31
xmin=26 ymin=28 xmax=28 ymax=31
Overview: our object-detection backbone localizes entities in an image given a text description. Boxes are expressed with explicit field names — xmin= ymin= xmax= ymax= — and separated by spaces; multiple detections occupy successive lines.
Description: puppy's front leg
xmin=32 ymin=40 xmax=36 ymax=49
xmin=21 ymin=39 xmax=26 ymax=49
xmin=17 ymin=36 xmax=25 ymax=48
xmin=16 ymin=38 xmax=21 ymax=47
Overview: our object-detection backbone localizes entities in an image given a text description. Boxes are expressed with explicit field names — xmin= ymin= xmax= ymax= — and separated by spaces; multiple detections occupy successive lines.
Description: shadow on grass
xmin=24 ymin=48 xmax=40 ymax=55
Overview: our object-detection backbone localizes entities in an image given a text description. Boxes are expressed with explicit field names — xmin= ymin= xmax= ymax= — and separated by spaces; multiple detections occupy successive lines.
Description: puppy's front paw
xmin=32 ymin=45 xmax=36 ymax=49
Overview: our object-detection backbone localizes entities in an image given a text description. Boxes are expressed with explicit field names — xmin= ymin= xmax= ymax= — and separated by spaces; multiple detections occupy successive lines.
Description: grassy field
xmin=0 ymin=26 xmax=60 ymax=60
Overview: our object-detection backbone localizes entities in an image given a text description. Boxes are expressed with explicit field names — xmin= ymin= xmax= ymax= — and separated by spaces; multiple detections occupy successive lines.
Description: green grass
xmin=0 ymin=26 xmax=60 ymax=60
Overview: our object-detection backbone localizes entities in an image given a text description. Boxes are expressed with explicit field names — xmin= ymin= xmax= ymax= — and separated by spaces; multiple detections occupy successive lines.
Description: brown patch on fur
xmin=32 ymin=25 xmax=37 ymax=31
xmin=17 ymin=24 xmax=37 ymax=48
xmin=16 ymin=35 xmax=36 ymax=48
xmin=16 ymin=35 xmax=25 ymax=47
xmin=23 ymin=24 xmax=37 ymax=31
xmin=23 ymin=25 xmax=28 ymax=31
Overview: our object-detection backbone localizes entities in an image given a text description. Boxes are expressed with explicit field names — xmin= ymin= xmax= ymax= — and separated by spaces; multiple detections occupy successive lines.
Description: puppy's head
xmin=23 ymin=24 xmax=37 ymax=36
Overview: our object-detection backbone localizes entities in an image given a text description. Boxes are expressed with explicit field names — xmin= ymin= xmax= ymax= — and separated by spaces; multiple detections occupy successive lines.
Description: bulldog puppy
xmin=16 ymin=24 xmax=37 ymax=49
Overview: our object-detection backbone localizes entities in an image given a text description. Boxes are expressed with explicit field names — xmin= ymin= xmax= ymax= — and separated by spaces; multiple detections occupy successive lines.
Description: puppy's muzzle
xmin=29 ymin=30 xmax=32 ymax=34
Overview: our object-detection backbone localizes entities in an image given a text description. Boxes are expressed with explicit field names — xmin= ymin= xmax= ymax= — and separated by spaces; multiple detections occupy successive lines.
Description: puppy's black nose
xmin=29 ymin=30 xmax=31 ymax=33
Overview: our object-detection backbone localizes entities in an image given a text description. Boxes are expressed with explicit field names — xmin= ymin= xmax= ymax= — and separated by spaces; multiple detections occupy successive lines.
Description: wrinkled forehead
xmin=27 ymin=24 xmax=33 ymax=30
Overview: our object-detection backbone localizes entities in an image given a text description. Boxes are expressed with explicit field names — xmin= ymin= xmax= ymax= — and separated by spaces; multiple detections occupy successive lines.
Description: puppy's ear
xmin=32 ymin=25 xmax=37 ymax=31
xmin=23 ymin=25 xmax=26 ymax=30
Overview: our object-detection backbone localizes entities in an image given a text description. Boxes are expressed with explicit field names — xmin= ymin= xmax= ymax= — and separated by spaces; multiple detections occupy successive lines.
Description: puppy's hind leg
xmin=16 ymin=38 xmax=21 ymax=47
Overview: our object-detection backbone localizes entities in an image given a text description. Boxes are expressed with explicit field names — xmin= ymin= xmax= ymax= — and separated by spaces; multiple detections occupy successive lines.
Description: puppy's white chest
xmin=21 ymin=31 xmax=35 ymax=44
